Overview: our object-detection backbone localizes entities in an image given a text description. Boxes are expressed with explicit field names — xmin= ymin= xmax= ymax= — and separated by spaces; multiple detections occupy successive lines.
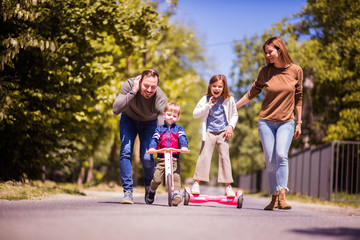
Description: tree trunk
xmin=86 ymin=156 xmax=94 ymax=183
xmin=41 ymin=165 xmax=46 ymax=183
xmin=108 ymin=134 xmax=119 ymax=184
xmin=77 ymin=166 xmax=85 ymax=186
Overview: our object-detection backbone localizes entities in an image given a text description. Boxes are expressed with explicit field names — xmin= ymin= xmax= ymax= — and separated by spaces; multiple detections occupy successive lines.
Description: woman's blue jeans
xmin=258 ymin=119 xmax=295 ymax=195
xmin=119 ymin=113 xmax=157 ymax=192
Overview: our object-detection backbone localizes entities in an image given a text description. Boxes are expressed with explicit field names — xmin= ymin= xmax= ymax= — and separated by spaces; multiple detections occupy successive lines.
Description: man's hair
xmin=164 ymin=102 xmax=181 ymax=116
xmin=140 ymin=69 xmax=160 ymax=83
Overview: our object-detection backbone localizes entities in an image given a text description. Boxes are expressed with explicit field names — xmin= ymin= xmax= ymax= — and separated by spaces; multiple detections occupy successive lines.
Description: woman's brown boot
xmin=278 ymin=192 xmax=291 ymax=209
xmin=264 ymin=195 xmax=279 ymax=210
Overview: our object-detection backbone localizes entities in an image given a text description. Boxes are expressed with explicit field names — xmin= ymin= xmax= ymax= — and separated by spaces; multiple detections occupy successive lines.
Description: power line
xmin=204 ymin=41 xmax=234 ymax=47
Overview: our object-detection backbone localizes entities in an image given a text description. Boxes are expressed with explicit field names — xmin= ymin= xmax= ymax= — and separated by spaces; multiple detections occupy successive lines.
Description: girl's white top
xmin=193 ymin=96 xmax=239 ymax=141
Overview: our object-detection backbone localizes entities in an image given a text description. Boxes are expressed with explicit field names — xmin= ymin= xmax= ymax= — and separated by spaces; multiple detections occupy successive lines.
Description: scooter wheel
xmin=237 ymin=195 xmax=244 ymax=209
xmin=183 ymin=191 xmax=190 ymax=205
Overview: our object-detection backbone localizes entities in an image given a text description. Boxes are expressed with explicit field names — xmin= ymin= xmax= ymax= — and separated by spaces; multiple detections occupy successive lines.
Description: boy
xmin=146 ymin=102 xmax=189 ymax=206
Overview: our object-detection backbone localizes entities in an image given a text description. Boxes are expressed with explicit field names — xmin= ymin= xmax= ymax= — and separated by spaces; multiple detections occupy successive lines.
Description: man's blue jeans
xmin=119 ymin=113 xmax=157 ymax=192
xmin=258 ymin=119 xmax=295 ymax=195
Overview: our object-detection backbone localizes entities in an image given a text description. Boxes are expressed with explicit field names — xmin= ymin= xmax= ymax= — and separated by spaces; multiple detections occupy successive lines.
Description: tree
xmin=296 ymin=0 xmax=360 ymax=142
xmin=0 ymin=0 xmax=164 ymax=181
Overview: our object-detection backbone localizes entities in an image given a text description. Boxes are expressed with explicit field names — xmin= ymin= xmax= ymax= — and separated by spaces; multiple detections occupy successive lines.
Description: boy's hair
xmin=164 ymin=102 xmax=181 ymax=116
xmin=206 ymin=74 xmax=232 ymax=99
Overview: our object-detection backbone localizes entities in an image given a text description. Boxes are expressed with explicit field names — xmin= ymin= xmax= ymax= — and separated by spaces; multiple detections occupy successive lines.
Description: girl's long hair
xmin=263 ymin=37 xmax=293 ymax=66
xmin=206 ymin=74 xmax=232 ymax=99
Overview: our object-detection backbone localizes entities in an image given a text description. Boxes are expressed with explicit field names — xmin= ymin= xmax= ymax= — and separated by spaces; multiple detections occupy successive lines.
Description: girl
xmin=236 ymin=37 xmax=303 ymax=210
xmin=192 ymin=74 xmax=238 ymax=197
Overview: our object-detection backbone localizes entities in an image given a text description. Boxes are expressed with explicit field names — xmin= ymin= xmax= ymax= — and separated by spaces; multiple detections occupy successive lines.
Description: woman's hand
xmin=224 ymin=126 xmax=233 ymax=140
xmin=293 ymin=123 xmax=301 ymax=139
xmin=236 ymin=95 xmax=251 ymax=109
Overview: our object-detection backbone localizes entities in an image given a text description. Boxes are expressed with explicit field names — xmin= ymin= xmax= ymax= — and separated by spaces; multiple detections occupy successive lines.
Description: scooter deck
xmin=184 ymin=187 xmax=244 ymax=206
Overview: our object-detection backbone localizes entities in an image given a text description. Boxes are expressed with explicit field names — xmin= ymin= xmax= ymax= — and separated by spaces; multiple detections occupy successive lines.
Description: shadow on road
xmin=98 ymin=201 xmax=244 ymax=209
xmin=98 ymin=201 xmax=122 ymax=204
xmin=290 ymin=227 xmax=360 ymax=240
xmin=98 ymin=201 xmax=183 ymax=208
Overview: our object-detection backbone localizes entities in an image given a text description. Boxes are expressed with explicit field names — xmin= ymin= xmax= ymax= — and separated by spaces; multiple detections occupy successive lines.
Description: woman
xmin=236 ymin=37 xmax=303 ymax=210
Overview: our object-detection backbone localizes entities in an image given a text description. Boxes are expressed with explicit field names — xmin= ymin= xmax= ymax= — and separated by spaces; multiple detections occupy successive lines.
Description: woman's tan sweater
xmin=246 ymin=64 xmax=303 ymax=122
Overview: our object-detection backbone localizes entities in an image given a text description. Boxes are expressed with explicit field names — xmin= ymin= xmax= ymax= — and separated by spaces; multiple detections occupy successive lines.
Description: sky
xmin=171 ymin=0 xmax=307 ymax=83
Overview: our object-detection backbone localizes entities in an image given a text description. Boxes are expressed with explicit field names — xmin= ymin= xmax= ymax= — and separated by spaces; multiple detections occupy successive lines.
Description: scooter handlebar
xmin=146 ymin=148 xmax=190 ymax=154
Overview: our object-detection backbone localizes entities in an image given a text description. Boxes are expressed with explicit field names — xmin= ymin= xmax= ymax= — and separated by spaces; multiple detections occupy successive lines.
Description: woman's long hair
xmin=263 ymin=37 xmax=293 ymax=66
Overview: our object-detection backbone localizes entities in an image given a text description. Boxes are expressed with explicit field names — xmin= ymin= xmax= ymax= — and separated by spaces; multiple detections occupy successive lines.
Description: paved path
xmin=0 ymin=187 xmax=359 ymax=240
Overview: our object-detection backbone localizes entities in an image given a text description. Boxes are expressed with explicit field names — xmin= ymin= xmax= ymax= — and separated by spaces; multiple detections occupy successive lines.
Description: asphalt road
xmin=0 ymin=187 xmax=359 ymax=240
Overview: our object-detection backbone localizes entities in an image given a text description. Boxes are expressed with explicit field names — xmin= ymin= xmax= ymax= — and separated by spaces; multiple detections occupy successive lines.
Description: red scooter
xmin=183 ymin=186 xmax=244 ymax=208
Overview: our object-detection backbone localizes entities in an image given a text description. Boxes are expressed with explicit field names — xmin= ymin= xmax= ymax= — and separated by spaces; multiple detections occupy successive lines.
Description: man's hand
xmin=132 ymin=75 xmax=141 ymax=93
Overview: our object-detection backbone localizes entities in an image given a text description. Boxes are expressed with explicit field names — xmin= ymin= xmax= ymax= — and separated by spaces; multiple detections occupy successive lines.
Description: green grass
xmin=287 ymin=194 xmax=360 ymax=209
xmin=250 ymin=191 xmax=360 ymax=209
xmin=332 ymin=192 xmax=360 ymax=203
xmin=0 ymin=181 xmax=163 ymax=201
xmin=0 ymin=181 xmax=84 ymax=200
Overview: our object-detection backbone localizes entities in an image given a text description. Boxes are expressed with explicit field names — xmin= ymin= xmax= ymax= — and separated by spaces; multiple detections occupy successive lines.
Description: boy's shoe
xmin=191 ymin=182 xmax=200 ymax=195
xmin=225 ymin=185 xmax=235 ymax=197
xmin=172 ymin=192 xmax=182 ymax=206
xmin=144 ymin=186 xmax=150 ymax=203
xmin=145 ymin=189 xmax=156 ymax=204
xmin=121 ymin=190 xmax=134 ymax=204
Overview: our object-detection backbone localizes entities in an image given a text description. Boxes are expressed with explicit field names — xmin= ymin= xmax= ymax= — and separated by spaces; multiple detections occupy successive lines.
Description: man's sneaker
xmin=121 ymin=190 xmax=133 ymax=204
xmin=225 ymin=185 xmax=235 ymax=197
xmin=191 ymin=181 xmax=200 ymax=195
xmin=145 ymin=189 xmax=156 ymax=204
xmin=172 ymin=192 xmax=182 ymax=206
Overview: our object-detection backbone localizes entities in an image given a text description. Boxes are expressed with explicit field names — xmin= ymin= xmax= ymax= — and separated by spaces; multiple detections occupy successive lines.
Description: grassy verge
xmin=286 ymin=193 xmax=360 ymax=209
xmin=0 ymin=181 xmax=165 ymax=201
xmin=0 ymin=181 xmax=84 ymax=200
xmin=249 ymin=191 xmax=360 ymax=209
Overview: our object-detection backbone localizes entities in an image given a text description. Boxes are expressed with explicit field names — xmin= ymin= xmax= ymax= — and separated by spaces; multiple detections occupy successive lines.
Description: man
xmin=113 ymin=69 xmax=168 ymax=204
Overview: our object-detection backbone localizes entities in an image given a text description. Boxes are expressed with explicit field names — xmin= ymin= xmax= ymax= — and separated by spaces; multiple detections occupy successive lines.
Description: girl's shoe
xmin=191 ymin=182 xmax=200 ymax=195
xmin=225 ymin=185 xmax=235 ymax=197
